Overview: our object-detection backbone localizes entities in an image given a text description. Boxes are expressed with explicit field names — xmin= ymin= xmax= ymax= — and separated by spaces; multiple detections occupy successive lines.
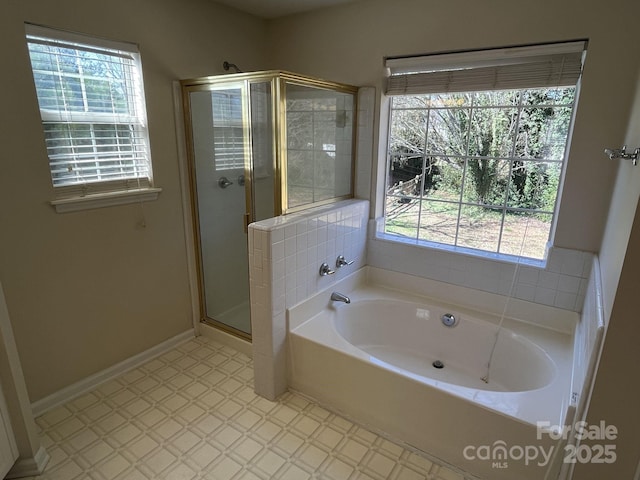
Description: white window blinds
xmin=385 ymin=41 xmax=587 ymax=95
xmin=25 ymin=24 xmax=152 ymax=196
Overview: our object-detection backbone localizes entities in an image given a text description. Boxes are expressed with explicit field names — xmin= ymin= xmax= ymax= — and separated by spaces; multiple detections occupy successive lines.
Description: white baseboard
xmin=31 ymin=329 xmax=195 ymax=417
xmin=6 ymin=445 xmax=50 ymax=478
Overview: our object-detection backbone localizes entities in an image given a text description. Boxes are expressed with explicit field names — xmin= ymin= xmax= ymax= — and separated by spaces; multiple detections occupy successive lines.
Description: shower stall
xmin=180 ymin=71 xmax=358 ymax=339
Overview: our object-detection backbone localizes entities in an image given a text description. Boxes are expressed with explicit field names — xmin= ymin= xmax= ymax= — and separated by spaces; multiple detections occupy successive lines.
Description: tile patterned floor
xmin=26 ymin=336 xmax=473 ymax=480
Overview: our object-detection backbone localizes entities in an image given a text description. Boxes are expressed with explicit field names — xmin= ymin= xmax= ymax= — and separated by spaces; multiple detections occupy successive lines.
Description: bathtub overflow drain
xmin=441 ymin=313 xmax=456 ymax=327
xmin=432 ymin=360 xmax=444 ymax=369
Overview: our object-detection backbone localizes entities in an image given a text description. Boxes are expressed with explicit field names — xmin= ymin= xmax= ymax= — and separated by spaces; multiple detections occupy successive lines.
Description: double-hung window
xmin=25 ymin=24 xmax=159 ymax=212
xmin=382 ymin=41 xmax=586 ymax=260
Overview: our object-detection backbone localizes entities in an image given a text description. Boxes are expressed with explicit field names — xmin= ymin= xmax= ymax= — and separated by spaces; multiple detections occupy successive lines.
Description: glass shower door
xmin=189 ymin=84 xmax=252 ymax=336
xmin=186 ymin=79 xmax=276 ymax=338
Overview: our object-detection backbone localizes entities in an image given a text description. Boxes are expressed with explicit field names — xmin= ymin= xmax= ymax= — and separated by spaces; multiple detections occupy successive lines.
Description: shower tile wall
xmin=249 ymin=200 xmax=369 ymax=400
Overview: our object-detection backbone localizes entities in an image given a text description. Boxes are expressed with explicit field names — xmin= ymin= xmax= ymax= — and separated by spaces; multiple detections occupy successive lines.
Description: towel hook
xmin=604 ymin=145 xmax=639 ymax=166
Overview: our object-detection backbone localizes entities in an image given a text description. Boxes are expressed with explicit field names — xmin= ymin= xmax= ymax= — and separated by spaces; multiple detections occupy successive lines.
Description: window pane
xmin=389 ymin=108 xmax=427 ymax=154
xmin=468 ymin=107 xmax=517 ymax=157
xmin=429 ymin=92 xmax=472 ymax=108
xmin=463 ymin=159 xmax=510 ymax=206
xmin=507 ymin=161 xmax=560 ymax=211
xmin=474 ymin=90 xmax=520 ymax=107
xmin=427 ymin=108 xmax=469 ymax=156
xmin=425 ymin=156 xmax=463 ymax=202
xmin=523 ymin=88 xmax=575 ymax=106
xmin=384 ymin=196 xmax=419 ymax=239
xmin=392 ymin=95 xmax=430 ymax=109
xmin=456 ymin=205 xmax=501 ymax=252
xmin=417 ymin=200 xmax=459 ymax=245
xmin=516 ymin=106 xmax=572 ymax=160
xmin=499 ymin=212 xmax=552 ymax=259
xmin=387 ymin=153 xmax=424 ymax=198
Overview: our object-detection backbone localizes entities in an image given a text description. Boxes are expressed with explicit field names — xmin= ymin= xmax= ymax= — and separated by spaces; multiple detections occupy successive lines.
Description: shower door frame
xmin=180 ymin=71 xmax=358 ymax=341
xmin=181 ymin=74 xmax=280 ymax=340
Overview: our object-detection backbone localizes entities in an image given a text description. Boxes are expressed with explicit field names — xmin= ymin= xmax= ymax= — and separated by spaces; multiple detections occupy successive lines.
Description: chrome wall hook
xmin=604 ymin=145 xmax=639 ymax=166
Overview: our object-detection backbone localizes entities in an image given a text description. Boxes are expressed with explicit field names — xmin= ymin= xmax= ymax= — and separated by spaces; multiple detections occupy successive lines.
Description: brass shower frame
xmin=180 ymin=71 xmax=358 ymax=339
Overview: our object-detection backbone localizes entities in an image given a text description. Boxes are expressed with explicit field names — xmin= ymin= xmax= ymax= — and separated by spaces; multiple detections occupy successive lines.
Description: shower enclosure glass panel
xmin=188 ymin=84 xmax=255 ymax=337
xmin=285 ymin=83 xmax=355 ymax=210
xmin=181 ymin=71 xmax=357 ymax=340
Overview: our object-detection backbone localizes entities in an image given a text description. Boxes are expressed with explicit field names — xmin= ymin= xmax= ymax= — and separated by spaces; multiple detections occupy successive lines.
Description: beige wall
xmin=0 ymin=0 xmax=267 ymax=401
xmin=598 ymin=70 xmax=640 ymax=320
xmin=267 ymin=0 xmax=640 ymax=253
xmin=572 ymin=68 xmax=640 ymax=479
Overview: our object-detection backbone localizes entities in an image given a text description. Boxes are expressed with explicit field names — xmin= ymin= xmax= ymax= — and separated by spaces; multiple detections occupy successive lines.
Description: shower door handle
xmin=218 ymin=176 xmax=233 ymax=188
xmin=243 ymin=213 xmax=251 ymax=234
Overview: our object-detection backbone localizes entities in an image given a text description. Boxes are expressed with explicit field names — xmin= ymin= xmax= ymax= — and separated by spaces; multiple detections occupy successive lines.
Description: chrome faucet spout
xmin=330 ymin=292 xmax=351 ymax=304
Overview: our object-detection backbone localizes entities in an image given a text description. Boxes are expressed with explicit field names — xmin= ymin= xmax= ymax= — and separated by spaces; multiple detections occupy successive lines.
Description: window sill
xmin=50 ymin=187 xmax=162 ymax=213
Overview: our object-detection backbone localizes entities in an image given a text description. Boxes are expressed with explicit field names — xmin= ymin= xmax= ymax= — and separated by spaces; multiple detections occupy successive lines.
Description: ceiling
xmin=213 ymin=0 xmax=357 ymax=19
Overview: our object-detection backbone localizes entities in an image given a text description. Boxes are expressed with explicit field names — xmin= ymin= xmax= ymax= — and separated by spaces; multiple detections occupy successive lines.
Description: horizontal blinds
xmin=385 ymin=41 xmax=586 ymax=95
xmin=26 ymin=25 xmax=151 ymax=190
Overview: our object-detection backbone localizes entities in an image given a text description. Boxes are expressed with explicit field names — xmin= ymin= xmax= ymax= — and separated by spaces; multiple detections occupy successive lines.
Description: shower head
xmin=222 ymin=61 xmax=243 ymax=73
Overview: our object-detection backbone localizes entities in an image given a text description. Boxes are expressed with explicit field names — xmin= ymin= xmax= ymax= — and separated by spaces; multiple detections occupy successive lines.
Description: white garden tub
xmin=288 ymin=266 xmax=579 ymax=480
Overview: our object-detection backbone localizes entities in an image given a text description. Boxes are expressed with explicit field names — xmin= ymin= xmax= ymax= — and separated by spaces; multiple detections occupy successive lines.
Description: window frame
xmin=377 ymin=41 xmax=586 ymax=262
xmin=25 ymin=23 xmax=161 ymax=213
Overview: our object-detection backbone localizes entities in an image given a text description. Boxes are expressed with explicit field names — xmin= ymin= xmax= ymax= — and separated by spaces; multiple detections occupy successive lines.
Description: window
xmin=25 ymin=24 xmax=159 ymax=212
xmin=382 ymin=42 xmax=586 ymax=260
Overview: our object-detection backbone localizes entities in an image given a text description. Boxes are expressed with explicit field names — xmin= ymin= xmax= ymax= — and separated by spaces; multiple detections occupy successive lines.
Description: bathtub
xmin=287 ymin=266 xmax=580 ymax=480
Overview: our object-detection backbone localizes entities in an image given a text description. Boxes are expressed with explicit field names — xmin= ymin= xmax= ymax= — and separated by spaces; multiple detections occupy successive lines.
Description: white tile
xmin=514 ymin=283 xmax=536 ymax=302
xmin=516 ymin=266 xmax=540 ymax=285
xmin=538 ymin=271 xmax=560 ymax=289
xmin=271 ymin=226 xmax=285 ymax=243
xmin=285 ymin=224 xmax=297 ymax=239
xmin=558 ymin=274 xmax=581 ymax=294
xmin=561 ymin=250 xmax=588 ymax=277
xmin=285 ymin=237 xmax=297 ymax=257
xmin=272 ymin=241 xmax=285 ymax=262
xmin=555 ymin=291 xmax=578 ymax=310
xmin=534 ymin=286 xmax=557 ymax=306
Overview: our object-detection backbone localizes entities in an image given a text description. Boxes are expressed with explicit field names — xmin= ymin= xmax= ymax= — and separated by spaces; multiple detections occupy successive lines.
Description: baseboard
xmin=31 ymin=329 xmax=195 ymax=417
xmin=5 ymin=445 xmax=50 ymax=478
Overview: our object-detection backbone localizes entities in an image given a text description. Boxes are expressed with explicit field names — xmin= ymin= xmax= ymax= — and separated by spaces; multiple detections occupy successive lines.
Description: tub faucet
xmin=330 ymin=292 xmax=351 ymax=304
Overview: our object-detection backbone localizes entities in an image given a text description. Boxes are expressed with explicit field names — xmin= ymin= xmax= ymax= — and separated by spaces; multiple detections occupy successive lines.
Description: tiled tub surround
xmin=288 ymin=265 xmax=605 ymax=480
xmin=557 ymin=257 xmax=606 ymax=479
xmin=369 ymin=219 xmax=594 ymax=313
xmin=248 ymin=199 xmax=369 ymax=400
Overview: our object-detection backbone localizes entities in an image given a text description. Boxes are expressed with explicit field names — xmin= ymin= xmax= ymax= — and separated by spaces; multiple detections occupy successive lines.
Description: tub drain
xmin=432 ymin=360 xmax=444 ymax=369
